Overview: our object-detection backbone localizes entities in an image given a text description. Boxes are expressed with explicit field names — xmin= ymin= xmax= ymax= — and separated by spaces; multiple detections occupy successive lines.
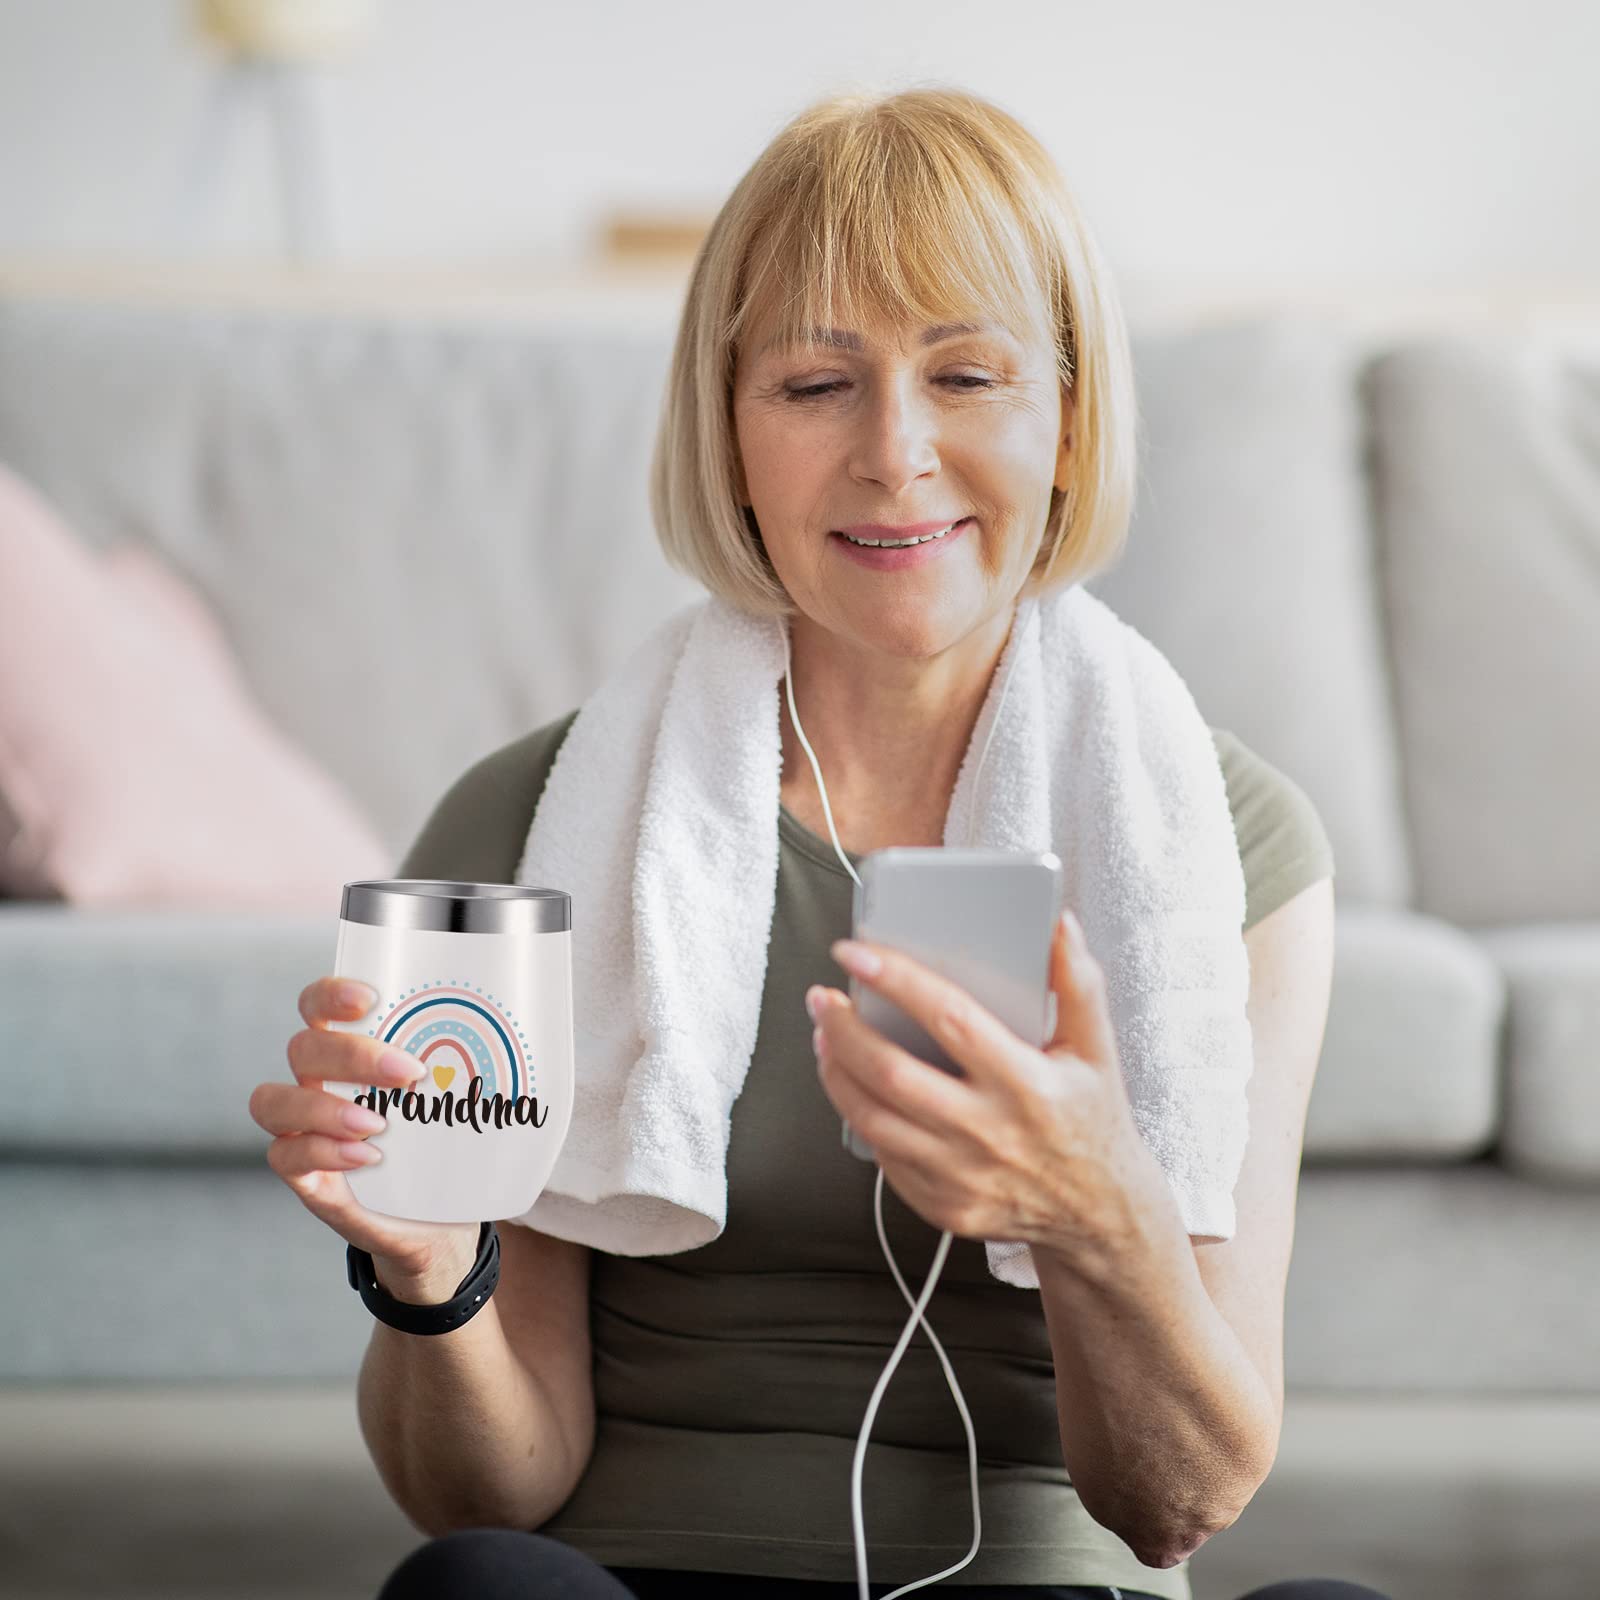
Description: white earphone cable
xmin=783 ymin=601 xmax=1028 ymax=1598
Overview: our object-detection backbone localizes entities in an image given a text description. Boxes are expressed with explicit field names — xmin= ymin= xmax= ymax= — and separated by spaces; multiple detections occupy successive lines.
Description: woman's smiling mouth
xmin=829 ymin=517 xmax=973 ymax=569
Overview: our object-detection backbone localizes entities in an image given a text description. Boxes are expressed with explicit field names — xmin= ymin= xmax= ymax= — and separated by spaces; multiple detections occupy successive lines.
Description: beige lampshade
xmin=193 ymin=0 xmax=377 ymax=62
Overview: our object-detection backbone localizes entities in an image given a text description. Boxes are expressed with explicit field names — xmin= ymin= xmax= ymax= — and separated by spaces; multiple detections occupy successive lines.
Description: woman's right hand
xmin=250 ymin=976 xmax=482 ymax=1293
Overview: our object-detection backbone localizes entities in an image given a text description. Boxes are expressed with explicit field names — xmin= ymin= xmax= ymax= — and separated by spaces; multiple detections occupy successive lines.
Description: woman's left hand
xmin=810 ymin=909 xmax=1161 ymax=1271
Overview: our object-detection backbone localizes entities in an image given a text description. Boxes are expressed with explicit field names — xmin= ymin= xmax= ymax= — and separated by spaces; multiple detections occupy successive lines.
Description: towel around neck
xmin=512 ymin=581 xmax=1253 ymax=1289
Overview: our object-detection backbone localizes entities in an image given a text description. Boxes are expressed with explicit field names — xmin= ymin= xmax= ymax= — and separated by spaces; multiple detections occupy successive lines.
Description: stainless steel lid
xmin=340 ymin=879 xmax=571 ymax=934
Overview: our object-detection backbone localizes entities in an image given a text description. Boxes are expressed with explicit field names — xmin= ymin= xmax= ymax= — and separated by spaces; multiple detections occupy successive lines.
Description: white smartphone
xmin=840 ymin=847 xmax=1064 ymax=1162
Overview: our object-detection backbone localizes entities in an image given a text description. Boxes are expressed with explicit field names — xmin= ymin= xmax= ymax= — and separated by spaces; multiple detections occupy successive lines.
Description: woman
xmin=282 ymin=85 xmax=1379 ymax=1599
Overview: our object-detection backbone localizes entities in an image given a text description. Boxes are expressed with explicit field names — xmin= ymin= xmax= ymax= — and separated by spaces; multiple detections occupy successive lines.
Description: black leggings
xmin=374 ymin=1527 xmax=1397 ymax=1599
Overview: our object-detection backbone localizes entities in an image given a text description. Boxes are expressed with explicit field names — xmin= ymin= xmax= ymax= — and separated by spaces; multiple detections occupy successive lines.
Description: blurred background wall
xmin=1 ymin=0 xmax=1596 ymax=317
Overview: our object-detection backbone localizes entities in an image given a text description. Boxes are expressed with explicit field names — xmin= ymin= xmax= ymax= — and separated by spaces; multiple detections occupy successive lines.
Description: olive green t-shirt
xmin=397 ymin=709 xmax=1335 ymax=1592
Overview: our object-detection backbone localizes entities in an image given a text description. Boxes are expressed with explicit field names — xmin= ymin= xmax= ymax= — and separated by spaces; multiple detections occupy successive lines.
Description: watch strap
xmin=346 ymin=1219 xmax=500 ymax=1336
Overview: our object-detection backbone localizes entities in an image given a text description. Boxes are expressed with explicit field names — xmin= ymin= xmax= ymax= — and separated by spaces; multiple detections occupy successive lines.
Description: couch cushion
xmin=0 ymin=463 xmax=388 ymax=908
xmin=0 ymin=901 xmax=1500 ymax=1166
xmin=1366 ymin=335 xmax=1600 ymax=925
xmin=1307 ymin=904 xmax=1504 ymax=1161
xmin=0 ymin=297 xmax=707 ymax=867
xmin=0 ymin=904 xmax=330 ymax=1157
xmin=1089 ymin=317 xmax=1414 ymax=909
xmin=1473 ymin=922 xmax=1600 ymax=1184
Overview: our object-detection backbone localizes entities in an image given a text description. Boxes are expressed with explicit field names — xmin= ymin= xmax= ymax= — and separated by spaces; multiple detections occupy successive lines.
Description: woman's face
xmin=731 ymin=298 xmax=1073 ymax=657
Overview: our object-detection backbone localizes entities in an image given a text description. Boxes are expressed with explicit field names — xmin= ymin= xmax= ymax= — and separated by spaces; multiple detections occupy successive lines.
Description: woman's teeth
xmin=841 ymin=520 xmax=963 ymax=547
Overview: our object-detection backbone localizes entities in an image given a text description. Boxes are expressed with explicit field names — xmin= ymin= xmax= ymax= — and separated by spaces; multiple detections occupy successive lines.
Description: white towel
xmin=512 ymin=581 xmax=1253 ymax=1288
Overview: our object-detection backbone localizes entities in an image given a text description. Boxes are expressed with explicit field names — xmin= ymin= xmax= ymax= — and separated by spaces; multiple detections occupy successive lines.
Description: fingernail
xmin=805 ymin=985 xmax=823 ymax=1022
xmin=832 ymin=940 xmax=881 ymax=977
xmin=343 ymin=1106 xmax=387 ymax=1135
xmin=383 ymin=1049 xmax=424 ymax=1082
xmin=340 ymin=981 xmax=378 ymax=1013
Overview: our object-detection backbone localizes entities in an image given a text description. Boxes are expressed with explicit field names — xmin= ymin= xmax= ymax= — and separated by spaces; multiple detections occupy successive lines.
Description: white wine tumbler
xmin=323 ymin=879 xmax=574 ymax=1223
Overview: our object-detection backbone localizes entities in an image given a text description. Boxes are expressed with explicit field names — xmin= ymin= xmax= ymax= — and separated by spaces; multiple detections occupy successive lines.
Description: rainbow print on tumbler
xmin=361 ymin=980 xmax=532 ymax=1113
xmin=325 ymin=880 xmax=575 ymax=1224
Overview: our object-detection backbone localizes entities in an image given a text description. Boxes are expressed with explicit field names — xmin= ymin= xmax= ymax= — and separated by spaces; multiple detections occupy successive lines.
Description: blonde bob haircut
xmin=650 ymin=83 xmax=1139 ymax=619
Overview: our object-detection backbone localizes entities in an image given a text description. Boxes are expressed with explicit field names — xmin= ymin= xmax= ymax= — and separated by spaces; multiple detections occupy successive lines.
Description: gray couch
xmin=1 ymin=284 xmax=1597 ymax=1600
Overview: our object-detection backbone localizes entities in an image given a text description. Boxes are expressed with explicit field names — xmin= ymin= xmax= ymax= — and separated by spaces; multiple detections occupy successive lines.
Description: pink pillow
xmin=0 ymin=462 xmax=391 ymax=908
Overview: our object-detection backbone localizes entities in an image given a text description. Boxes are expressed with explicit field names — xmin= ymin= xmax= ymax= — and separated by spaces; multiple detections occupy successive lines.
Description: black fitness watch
xmin=346 ymin=1220 xmax=500 ymax=1336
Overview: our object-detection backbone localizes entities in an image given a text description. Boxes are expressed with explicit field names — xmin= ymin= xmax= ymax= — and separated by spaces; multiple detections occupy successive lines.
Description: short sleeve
xmin=397 ymin=711 xmax=579 ymax=884
xmin=1210 ymin=726 xmax=1336 ymax=932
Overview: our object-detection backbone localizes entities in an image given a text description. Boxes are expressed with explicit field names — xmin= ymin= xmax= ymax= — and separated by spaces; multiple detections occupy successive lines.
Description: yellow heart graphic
xmin=431 ymin=1065 xmax=456 ymax=1091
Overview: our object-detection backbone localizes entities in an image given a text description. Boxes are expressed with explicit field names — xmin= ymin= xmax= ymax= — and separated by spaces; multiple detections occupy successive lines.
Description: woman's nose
xmin=849 ymin=381 xmax=940 ymax=491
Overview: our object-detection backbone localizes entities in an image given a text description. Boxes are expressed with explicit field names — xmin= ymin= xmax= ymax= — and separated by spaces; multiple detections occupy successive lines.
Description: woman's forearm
xmin=356 ymin=1251 xmax=577 ymax=1537
xmin=1031 ymin=1141 xmax=1278 ymax=1571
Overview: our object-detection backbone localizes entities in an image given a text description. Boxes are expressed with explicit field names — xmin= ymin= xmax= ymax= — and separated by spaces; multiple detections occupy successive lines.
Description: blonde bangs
xmin=726 ymin=107 xmax=1068 ymax=386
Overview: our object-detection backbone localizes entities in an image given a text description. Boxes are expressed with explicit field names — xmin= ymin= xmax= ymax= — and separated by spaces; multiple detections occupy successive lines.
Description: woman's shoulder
xmin=396 ymin=709 xmax=581 ymax=883
xmin=1207 ymin=725 xmax=1336 ymax=933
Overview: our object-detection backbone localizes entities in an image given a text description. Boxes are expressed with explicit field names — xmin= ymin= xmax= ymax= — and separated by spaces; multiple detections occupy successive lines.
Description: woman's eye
xmin=782 ymin=375 xmax=996 ymax=401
